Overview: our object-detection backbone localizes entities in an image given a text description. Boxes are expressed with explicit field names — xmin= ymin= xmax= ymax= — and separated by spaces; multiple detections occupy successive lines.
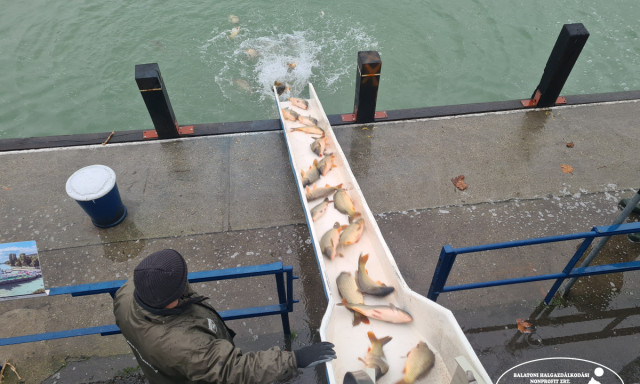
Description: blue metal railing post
xmin=427 ymin=245 xmax=457 ymax=302
xmin=284 ymin=266 xmax=298 ymax=312
xmin=274 ymin=271 xmax=291 ymax=336
xmin=543 ymin=234 xmax=596 ymax=304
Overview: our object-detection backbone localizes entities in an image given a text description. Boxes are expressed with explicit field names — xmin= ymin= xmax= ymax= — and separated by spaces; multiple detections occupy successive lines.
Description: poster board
xmin=0 ymin=241 xmax=46 ymax=300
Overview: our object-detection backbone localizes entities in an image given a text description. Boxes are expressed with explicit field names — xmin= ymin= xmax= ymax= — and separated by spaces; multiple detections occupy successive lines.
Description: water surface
xmin=0 ymin=0 xmax=638 ymax=138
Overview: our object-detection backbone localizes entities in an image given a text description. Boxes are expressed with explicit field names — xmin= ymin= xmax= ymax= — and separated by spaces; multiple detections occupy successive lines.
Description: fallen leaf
xmin=566 ymin=142 xmax=574 ymax=148
xmin=451 ymin=175 xmax=468 ymax=191
xmin=560 ymin=164 xmax=574 ymax=173
xmin=516 ymin=318 xmax=533 ymax=333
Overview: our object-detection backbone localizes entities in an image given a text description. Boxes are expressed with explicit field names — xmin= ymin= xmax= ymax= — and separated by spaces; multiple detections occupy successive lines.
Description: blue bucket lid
xmin=66 ymin=165 xmax=117 ymax=201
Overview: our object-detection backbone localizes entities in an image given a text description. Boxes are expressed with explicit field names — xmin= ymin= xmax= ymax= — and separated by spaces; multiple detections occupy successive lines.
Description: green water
xmin=0 ymin=0 xmax=638 ymax=139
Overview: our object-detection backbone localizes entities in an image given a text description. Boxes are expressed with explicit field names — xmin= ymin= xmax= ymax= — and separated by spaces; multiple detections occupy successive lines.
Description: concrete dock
xmin=0 ymin=99 xmax=639 ymax=383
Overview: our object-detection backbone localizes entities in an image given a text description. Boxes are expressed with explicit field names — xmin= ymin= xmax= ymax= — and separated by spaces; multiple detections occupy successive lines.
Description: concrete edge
xmin=1 ymin=90 xmax=639 ymax=152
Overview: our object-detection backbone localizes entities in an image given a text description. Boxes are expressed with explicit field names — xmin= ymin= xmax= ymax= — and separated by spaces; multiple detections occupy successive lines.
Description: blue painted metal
xmin=1 ymin=262 xmax=297 ymax=346
xmin=48 ymin=279 xmax=127 ymax=297
xmin=428 ymin=221 xmax=640 ymax=304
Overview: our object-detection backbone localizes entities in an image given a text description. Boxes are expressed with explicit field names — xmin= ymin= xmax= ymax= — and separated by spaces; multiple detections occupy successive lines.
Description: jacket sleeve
xmin=178 ymin=336 xmax=298 ymax=383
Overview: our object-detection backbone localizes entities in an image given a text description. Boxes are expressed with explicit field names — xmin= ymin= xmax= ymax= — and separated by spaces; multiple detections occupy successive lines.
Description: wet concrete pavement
xmin=0 ymin=100 xmax=639 ymax=383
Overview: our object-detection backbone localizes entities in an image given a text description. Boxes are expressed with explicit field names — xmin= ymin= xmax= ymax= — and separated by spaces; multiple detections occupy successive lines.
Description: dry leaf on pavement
xmin=451 ymin=175 xmax=468 ymax=191
xmin=516 ymin=318 xmax=534 ymax=333
xmin=560 ymin=164 xmax=574 ymax=173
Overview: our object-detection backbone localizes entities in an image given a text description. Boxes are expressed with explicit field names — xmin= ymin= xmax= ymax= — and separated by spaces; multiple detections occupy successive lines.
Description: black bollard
xmin=523 ymin=23 xmax=589 ymax=108
xmin=353 ymin=51 xmax=382 ymax=123
xmin=135 ymin=63 xmax=180 ymax=139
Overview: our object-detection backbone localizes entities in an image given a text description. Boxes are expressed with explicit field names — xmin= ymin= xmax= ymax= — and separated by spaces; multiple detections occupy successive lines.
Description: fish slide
xmin=275 ymin=84 xmax=492 ymax=384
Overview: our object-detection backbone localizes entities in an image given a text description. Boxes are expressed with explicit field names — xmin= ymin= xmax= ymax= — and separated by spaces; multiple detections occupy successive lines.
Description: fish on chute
xmin=290 ymin=125 xmax=324 ymax=136
xmin=305 ymin=183 xmax=341 ymax=202
xmin=311 ymin=136 xmax=329 ymax=157
xmin=333 ymin=188 xmax=356 ymax=217
xmin=321 ymin=222 xmax=346 ymax=260
xmin=310 ymin=136 xmax=329 ymax=157
xmin=336 ymin=272 xmax=369 ymax=326
xmin=289 ymin=97 xmax=309 ymax=110
xmin=339 ymin=216 xmax=364 ymax=246
xmin=301 ymin=159 xmax=320 ymax=187
xmin=357 ymin=253 xmax=395 ymax=297
xmin=396 ymin=341 xmax=435 ymax=384
xmin=281 ymin=108 xmax=299 ymax=122
xmin=310 ymin=198 xmax=331 ymax=222
xmin=341 ymin=301 xmax=413 ymax=324
xmin=298 ymin=114 xmax=318 ymax=127
xmin=317 ymin=154 xmax=336 ymax=176
xmin=358 ymin=331 xmax=392 ymax=380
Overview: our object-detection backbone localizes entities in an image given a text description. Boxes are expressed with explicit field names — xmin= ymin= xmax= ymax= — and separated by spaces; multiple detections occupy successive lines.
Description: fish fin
xmin=338 ymin=253 xmax=344 ymax=258
xmin=367 ymin=331 xmax=377 ymax=342
xmin=313 ymin=159 xmax=318 ymax=166
xmin=339 ymin=299 xmax=348 ymax=306
xmin=380 ymin=336 xmax=393 ymax=345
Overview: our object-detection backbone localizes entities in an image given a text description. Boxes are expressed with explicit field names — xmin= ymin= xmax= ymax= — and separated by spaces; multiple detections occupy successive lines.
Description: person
xmin=113 ymin=249 xmax=336 ymax=383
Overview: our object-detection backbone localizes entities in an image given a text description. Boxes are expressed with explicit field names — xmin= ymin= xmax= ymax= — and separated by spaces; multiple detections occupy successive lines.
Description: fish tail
xmin=353 ymin=312 xmax=369 ymax=326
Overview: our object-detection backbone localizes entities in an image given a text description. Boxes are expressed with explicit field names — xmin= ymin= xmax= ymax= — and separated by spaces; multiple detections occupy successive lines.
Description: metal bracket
xmin=341 ymin=111 xmax=388 ymax=123
xmin=521 ymin=90 xmax=566 ymax=107
xmin=143 ymin=125 xmax=194 ymax=139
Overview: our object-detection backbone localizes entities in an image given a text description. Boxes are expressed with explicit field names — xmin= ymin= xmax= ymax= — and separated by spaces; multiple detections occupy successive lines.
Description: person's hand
xmin=294 ymin=342 xmax=337 ymax=368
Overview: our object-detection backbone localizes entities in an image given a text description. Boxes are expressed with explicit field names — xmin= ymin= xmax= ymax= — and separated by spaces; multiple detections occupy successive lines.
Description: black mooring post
xmin=135 ymin=63 xmax=180 ymax=139
xmin=527 ymin=23 xmax=589 ymax=108
xmin=353 ymin=51 xmax=382 ymax=124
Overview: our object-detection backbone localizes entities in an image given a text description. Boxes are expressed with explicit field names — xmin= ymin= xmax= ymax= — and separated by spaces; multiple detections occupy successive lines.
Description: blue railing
xmin=0 ymin=262 xmax=298 ymax=346
xmin=427 ymin=222 xmax=640 ymax=304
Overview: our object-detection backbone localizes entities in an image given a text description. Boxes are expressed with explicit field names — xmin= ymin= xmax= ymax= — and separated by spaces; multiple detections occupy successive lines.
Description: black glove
xmin=294 ymin=342 xmax=337 ymax=368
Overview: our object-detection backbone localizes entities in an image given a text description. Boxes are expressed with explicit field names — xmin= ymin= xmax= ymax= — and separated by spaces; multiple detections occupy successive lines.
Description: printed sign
xmin=497 ymin=358 xmax=623 ymax=384
xmin=0 ymin=240 xmax=45 ymax=300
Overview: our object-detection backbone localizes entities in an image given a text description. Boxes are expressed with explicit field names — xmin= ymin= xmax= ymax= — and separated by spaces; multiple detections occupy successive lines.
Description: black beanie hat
xmin=134 ymin=249 xmax=188 ymax=309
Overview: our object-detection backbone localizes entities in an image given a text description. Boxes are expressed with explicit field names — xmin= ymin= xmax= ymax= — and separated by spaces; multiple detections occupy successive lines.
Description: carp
xmin=274 ymin=81 xmax=290 ymax=96
xmin=305 ymin=184 xmax=342 ymax=202
xmin=320 ymin=222 xmax=345 ymax=260
xmin=290 ymin=125 xmax=324 ymax=136
xmin=339 ymin=216 xmax=364 ymax=246
xmin=281 ymin=108 xmax=299 ymax=122
xmin=310 ymin=136 xmax=329 ymax=157
xmin=301 ymin=160 xmax=320 ymax=187
xmin=229 ymin=26 xmax=240 ymax=39
xmin=310 ymin=198 xmax=331 ymax=222
xmin=336 ymin=272 xmax=369 ymax=326
xmin=289 ymin=97 xmax=309 ymax=110
xmin=359 ymin=331 xmax=392 ymax=380
xmin=334 ymin=188 xmax=356 ymax=217
xmin=298 ymin=114 xmax=318 ymax=126
xmin=341 ymin=301 xmax=413 ymax=324
xmin=317 ymin=154 xmax=336 ymax=176
xmin=396 ymin=341 xmax=435 ymax=384
xmin=357 ymin=253 xmax=395 ymax=297
xmin=245 ymin=48 xmax=259 ymax=59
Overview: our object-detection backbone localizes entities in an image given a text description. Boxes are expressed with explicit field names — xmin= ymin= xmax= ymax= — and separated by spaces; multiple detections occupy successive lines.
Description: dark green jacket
xmin=113 ymin=281 xmax=298 ymax=383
